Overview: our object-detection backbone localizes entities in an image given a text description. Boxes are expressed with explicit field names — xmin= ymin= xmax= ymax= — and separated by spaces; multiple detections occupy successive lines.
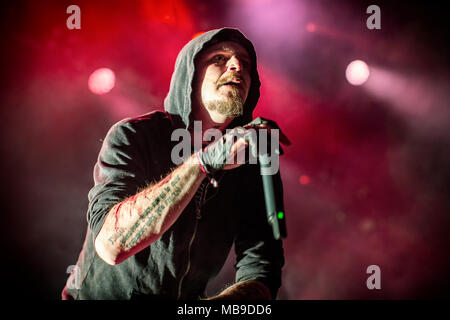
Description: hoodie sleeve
xmin=87 ymin=119 xmax=148 ymax=241
xmin=234 ymin=167 xmax=285 ymax=299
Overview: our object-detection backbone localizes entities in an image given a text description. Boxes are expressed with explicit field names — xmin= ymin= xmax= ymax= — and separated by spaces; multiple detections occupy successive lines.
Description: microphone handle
xmin=258 ymin=153 xmax=287 ymax=240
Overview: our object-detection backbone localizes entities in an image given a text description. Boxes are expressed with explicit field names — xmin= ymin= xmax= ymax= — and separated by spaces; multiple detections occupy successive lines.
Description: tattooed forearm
xmin=108 ymin=228 xmax=125 ymax=245
xmin=121 ymin=179 xmax=182 ymax=249
xmin=95 ymin=154 xmax=206 ymax=265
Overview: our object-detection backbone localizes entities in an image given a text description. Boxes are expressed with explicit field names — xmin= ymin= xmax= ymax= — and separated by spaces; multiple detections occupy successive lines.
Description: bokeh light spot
xmin=306 ymin=22 xmax=317 ymax=32
xmin=88 ymin=68 xmax=116 ymax=95
xmin=299 ymin=175 xmax=310 ymax=185
xmin=346 ymin=60 xmax=370 ymax=86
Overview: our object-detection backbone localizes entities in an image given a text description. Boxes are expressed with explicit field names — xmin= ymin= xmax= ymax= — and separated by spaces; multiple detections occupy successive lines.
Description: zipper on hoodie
xmin=176 ymin=180 xmax=208 ymax=299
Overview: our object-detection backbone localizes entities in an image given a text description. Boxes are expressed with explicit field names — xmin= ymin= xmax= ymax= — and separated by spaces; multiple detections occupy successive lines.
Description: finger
xmin=226 ymin=138 xmax=248 ymax=167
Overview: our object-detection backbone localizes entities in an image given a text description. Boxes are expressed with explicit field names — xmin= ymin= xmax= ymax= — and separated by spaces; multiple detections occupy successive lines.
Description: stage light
xmin=88 ymin=68 xmax=116 ymax=95
xmin=345 ymin=60 xmax=370 ymax=86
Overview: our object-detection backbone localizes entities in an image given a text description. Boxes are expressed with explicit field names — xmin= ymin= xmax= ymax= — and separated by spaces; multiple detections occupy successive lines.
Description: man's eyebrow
xmin=205 ymin=47 xmax=251 ymax=61
xmin=218 ymin=46 xmax=234 ymax=52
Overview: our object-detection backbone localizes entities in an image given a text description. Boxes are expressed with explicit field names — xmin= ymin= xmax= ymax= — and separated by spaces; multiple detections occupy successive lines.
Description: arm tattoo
xmin=117 ymin=175 xmax=182 ymax=248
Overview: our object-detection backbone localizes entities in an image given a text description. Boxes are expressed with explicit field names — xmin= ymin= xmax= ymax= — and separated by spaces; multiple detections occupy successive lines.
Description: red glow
xmin=88 ymin=68 xmax=116 ymax=95
xmin=139 ymin=0 xmax=194 ymax=33
xmin=300 ymin=175 xmax=310 ymax=185
xmin=192 ymin=31 xmax=205 ymax=39
xmin=306 ymin=23 xmax=316 ymax=33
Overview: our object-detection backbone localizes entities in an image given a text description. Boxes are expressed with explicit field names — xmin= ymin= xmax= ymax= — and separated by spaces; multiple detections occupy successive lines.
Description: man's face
xmin=193 ymin=41 xmax=252 ymax=120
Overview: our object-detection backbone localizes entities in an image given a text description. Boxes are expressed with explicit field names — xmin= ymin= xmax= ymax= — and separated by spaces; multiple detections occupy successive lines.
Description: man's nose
xmin=226 ymin=56 xmax=242 ymax=72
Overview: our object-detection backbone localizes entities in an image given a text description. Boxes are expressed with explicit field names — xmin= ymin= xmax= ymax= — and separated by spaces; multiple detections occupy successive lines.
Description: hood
xmin=164 ymin=28 xmax=261 ymax=129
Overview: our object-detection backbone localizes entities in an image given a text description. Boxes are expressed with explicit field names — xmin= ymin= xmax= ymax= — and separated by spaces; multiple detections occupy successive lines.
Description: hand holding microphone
xmin=244 ymin=117 xmax=290 ymax=240
xmin=196 ymin=117 xmax=290 ymax=239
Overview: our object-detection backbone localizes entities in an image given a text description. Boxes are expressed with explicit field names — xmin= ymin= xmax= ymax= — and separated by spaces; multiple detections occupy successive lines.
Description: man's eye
xmin=212 ymin=55 xmax=226 ymax=63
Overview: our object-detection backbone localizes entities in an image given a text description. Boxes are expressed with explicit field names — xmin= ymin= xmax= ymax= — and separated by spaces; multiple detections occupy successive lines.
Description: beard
xmin=204 ymin=85 xmax=245 ymax=119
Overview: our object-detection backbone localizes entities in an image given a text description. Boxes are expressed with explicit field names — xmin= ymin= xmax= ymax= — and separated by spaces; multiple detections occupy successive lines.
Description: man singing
xmin=62 ymin=27 xmax=285 ymax=300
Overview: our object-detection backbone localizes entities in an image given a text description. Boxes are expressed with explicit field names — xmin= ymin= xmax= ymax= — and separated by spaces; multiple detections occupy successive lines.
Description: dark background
xmin=0 ymin=0 xmax=449 ymax=299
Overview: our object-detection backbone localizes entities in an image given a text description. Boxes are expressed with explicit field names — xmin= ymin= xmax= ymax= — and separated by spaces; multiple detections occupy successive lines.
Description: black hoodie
xmin=164 ymin=28 xmax=261 ymax=129
xmin=62 ymin=28 xmax=284 ymax=300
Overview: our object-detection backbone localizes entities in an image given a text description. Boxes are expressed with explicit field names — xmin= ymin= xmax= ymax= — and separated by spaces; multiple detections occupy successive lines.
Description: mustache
xmin=217 ymin=74 xmax=245 ymax=88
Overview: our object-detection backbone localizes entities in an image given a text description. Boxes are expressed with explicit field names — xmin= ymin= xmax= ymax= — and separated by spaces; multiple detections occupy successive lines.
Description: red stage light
xmin=345 ymin=60 xmax=370 ymax=86
xmin=88 ymin=68 xmax=116 ymax=95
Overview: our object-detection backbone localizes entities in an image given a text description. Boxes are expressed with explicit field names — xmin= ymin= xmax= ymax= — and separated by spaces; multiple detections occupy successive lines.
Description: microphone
xmin=258 ymin=148 xmax=287 ymax=240
xmin=244 ymin=117 xmax=290 ymax=240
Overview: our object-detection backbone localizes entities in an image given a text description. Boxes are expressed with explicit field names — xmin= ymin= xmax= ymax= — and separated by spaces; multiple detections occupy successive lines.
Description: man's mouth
xmin=221 ymin=79 xmax=242 ymax=88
